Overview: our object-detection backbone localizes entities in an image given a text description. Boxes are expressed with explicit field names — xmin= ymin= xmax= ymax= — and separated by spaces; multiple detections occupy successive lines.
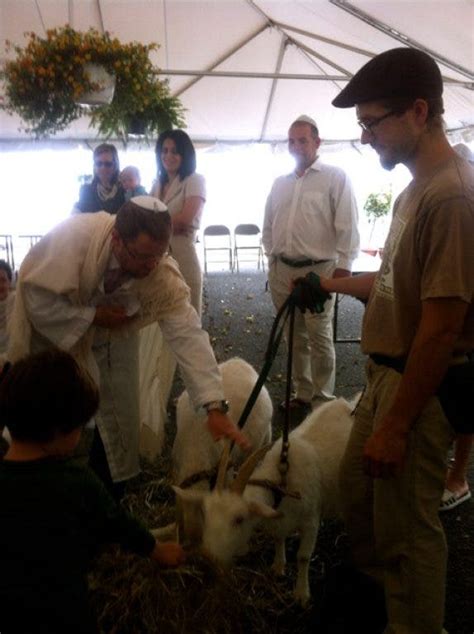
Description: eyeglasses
xmin=95 ymin=160 xmax=114 ymax=168
xmin=123 ymin=241 xmax=163 ymax=264
xmin=357 ymin=110 xmax=396 ymax=134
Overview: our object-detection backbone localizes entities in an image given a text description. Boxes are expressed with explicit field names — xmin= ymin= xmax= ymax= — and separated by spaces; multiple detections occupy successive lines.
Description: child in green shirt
xmin=0 ymin=349 xmax=185 ymax=634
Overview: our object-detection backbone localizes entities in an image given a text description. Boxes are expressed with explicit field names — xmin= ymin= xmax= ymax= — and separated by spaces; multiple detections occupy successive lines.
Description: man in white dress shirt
xmin=263 ymin=115 xmax=360 ymax=410
xmin=8 ymin=196 xmax=248 ymax=499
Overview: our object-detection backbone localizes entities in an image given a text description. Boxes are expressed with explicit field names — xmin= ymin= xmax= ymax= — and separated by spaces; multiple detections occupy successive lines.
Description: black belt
xmin=278 ymin=255 xmax=330 ymax=268
xmin=369 ymin=353 xmax=474 ymax=434
xmin=369 ymin=354 xmax=406 ymax=373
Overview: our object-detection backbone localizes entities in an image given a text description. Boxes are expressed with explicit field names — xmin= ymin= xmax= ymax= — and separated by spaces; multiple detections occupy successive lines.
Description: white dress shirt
xmin=263 ymin=157 xmax=359 ymax=270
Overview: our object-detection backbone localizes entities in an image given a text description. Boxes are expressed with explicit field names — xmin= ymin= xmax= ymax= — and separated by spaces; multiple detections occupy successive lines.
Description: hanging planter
xmin=0 ymin=26 xmax=185 ymax=139
xmin=76 ymin=63 xmax=115 ymax=106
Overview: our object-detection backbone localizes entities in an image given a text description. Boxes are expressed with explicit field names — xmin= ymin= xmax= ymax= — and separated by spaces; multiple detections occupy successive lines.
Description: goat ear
xmin=172 ymin=486 xmax=205 ymax=548
xmin=248 ymin=500 xmax=283 ymax=520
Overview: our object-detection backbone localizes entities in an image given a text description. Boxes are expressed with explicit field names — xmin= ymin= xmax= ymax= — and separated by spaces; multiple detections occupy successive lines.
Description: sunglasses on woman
xmin=95 ymin=160 xmax=114 ymax=168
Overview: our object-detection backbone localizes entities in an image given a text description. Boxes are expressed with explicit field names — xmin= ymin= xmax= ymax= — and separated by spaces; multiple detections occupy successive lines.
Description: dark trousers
xmin=88 ymin=427 xmax=126 ymax=502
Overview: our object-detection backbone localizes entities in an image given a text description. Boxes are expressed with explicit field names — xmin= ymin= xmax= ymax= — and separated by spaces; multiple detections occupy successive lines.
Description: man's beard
xmin=376 ymin=137 xmax=417 ymax=172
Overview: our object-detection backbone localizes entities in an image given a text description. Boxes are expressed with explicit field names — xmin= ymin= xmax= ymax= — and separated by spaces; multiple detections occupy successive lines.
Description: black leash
xmin=234 ymin=293 xmax=297 ymax=491
xmin=279 ymin=299 xmax=295 ymax=490
xmin=222 ymin=273 xmax=331 ymax=495
xmin=236 ymin=294 xmax=293 ymax=430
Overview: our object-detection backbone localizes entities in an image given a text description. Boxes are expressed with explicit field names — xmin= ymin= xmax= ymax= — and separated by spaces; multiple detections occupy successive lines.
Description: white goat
xmin=172 ymin=357 xmax=273 ymax=489
xmin=173 ymin=397 xmax=354 ymax=605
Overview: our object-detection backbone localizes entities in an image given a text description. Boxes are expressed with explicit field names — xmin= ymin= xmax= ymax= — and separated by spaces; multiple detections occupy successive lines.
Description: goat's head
xmin=173 ymin=443 xmax=280 ymax=566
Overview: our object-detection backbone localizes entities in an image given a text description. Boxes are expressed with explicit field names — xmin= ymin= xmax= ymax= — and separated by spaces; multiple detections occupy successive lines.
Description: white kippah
xmin=130 ymin=195 xmax=168 ymax=212
xmin=292 ymin=114 xmax=318 ymax=128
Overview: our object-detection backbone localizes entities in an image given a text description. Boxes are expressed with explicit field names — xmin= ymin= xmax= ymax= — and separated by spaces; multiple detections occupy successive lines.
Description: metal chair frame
xmin=19 ymin=234 xmax=43 ymax=249
xmin=0 ymin=234 xmax=15 ymax=272
xmin=233 ymin=223 xmax=265 ymax=272
xmin=202 ymin=225 xmax=233 ymax=274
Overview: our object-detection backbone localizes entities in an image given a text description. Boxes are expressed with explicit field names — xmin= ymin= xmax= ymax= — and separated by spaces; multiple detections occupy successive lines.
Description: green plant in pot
xmin=363 ymin=189 xmax=392 ymax=252
xmin=1 ymin=25 xmax=185 ymax=139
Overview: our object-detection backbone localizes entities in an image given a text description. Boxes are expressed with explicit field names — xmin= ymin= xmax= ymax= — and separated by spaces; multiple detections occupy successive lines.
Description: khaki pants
xmin=170 ymin=234 xmax=203 ymax=316
xmin=340 ymin=360 xmax=454 ymax=634
xmin=268 ymin=258 xmax=336 ymax=404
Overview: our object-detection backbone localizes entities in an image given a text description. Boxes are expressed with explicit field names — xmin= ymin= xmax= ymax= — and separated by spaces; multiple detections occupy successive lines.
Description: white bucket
xmin=77 ymin=63 xmax=116 ymax=106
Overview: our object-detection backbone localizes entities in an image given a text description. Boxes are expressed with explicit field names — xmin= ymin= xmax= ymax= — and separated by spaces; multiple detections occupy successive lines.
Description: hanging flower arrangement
xmin=0 ymin=26 xmax=185 ymax=139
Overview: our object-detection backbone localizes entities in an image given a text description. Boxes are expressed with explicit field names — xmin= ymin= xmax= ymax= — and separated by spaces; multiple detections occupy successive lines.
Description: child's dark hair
xmin=0 ymin=259 xmax=13 ymax=282
xmin=0 ymin=349 xmax=99 ymax=442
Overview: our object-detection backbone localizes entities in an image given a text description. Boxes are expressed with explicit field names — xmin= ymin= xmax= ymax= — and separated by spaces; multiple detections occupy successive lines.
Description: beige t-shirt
xmin=362 ymin=155 xmax=474 ymax=358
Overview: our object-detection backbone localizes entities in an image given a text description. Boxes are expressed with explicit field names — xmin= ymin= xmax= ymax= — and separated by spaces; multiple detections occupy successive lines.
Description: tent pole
xmin=273 ymin=21 xmax=374 ymax=58
xmin=260 ymin=36 xmax=288 ymax=141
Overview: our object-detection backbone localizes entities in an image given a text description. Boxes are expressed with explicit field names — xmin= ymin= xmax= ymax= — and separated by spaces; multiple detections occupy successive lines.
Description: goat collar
xmin=247 ymin=478 xmax=302 ymax=509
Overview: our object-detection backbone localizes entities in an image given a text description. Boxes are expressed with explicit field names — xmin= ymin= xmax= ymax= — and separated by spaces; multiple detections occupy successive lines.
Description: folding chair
xmin=0 ymin=234 xmax=15 ymax=271
xmin=19 ymin=234 xmax=43 ymax=249
xmin=202 ymin=225 xmax=233 ymax=274
xmin=233 ymin=223 xmax=265 ymax=272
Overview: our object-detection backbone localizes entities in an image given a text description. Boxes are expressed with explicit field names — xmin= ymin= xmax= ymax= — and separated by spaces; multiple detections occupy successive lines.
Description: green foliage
xmin=1 ymin=26 xmax=185 ymax=139
xmin=363 ymin=190 xmax=392 ymax=222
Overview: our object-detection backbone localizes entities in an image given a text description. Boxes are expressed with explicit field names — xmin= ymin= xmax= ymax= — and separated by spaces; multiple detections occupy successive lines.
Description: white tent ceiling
xmin=1 ymin=0 xmax=473 ymax=145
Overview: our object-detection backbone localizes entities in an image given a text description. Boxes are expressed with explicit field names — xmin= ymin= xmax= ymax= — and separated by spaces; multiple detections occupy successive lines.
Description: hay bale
xmin=88 ymin=459 xmax=348 ymax=633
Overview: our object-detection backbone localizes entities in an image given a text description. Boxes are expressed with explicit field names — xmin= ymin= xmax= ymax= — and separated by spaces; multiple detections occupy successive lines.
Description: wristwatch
xmin=204 ymin=399 xmax=230 ymax=414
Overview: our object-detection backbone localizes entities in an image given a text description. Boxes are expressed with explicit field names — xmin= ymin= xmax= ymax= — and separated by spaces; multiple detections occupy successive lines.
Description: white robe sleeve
xmin=23 ymin=284 xmax=95 ymax=350
xmin=158 ymin=303 xmax=224 ymax=410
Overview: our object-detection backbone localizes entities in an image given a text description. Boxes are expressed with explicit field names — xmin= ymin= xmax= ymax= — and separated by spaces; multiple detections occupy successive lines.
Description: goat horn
xmin=231 ymin=443 xmax=273 ymax=495
xmin=214 ymin=439 xmax=231 ymax=491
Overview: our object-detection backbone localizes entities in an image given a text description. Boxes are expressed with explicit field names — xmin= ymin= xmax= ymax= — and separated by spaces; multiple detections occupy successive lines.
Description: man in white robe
xmin=8 ymin=196 xmax=249 ymax=498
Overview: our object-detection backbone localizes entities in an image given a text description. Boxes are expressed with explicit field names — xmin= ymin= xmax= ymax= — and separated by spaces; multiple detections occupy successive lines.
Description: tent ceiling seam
xmin=96 ymin=0 xmax=105 ymax=34
xmin=173 ymin=22 xmax=269 ymax=97
xmin=260 ymin=36 xmax=288 ymax=141
xmin=294 ymin=45 xmax=346 ymax=95
xmin=163 ymin=0 xmax=170 ymax=70
xmin=247 ymin=0 xmax=353 ymax=77
xmin=34 ymin=0 xmax=47 ymax=34
xmin=287 ymin=34 xmax=352 ymax=77
xmin=160 ymin=70 xmax=351 ymax=80
xmin=0 ymin=125 xmax=472 ymax=147
xmin=273 ymin=20 xmax=374 ymax=59
xmin=330 ymin=0 xmax=474 ymax=80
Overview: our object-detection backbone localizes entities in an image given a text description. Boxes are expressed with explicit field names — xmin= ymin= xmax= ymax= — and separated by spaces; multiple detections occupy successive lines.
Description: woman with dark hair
xmin=74 ymin=143 xmax=125 ymax=214
xmin=150 ymin=129 xmax=205 ymax=315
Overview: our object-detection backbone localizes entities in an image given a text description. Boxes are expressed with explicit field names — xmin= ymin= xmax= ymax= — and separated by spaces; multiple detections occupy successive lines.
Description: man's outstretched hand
xmin=93 ymin=305 xmax=133 ymax=329
xmin=206 ymin=411 xmax=251 ymax=451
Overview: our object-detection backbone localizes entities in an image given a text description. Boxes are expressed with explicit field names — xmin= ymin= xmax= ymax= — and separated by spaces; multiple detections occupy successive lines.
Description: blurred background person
xmin=439 ymin=141 xmax=474 ymax=512
xmin=0 ymin=260 xmax=14 ymax=366
xmin=120 ymin=165 xmax=147 ymax=201
xmin=74 ymin=143 xmax=125 ymax=214
xmin=151 ymin=129 xmax=205 ymax=315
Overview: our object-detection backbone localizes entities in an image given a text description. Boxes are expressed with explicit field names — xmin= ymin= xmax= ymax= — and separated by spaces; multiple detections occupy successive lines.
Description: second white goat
xmin=172 ymin=356 xmax=273 ymax=489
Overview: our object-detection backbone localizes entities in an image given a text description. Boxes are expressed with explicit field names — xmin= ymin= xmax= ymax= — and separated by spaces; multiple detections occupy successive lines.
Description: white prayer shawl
xmin=8 ymin=211 xmax=190 ymax=381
